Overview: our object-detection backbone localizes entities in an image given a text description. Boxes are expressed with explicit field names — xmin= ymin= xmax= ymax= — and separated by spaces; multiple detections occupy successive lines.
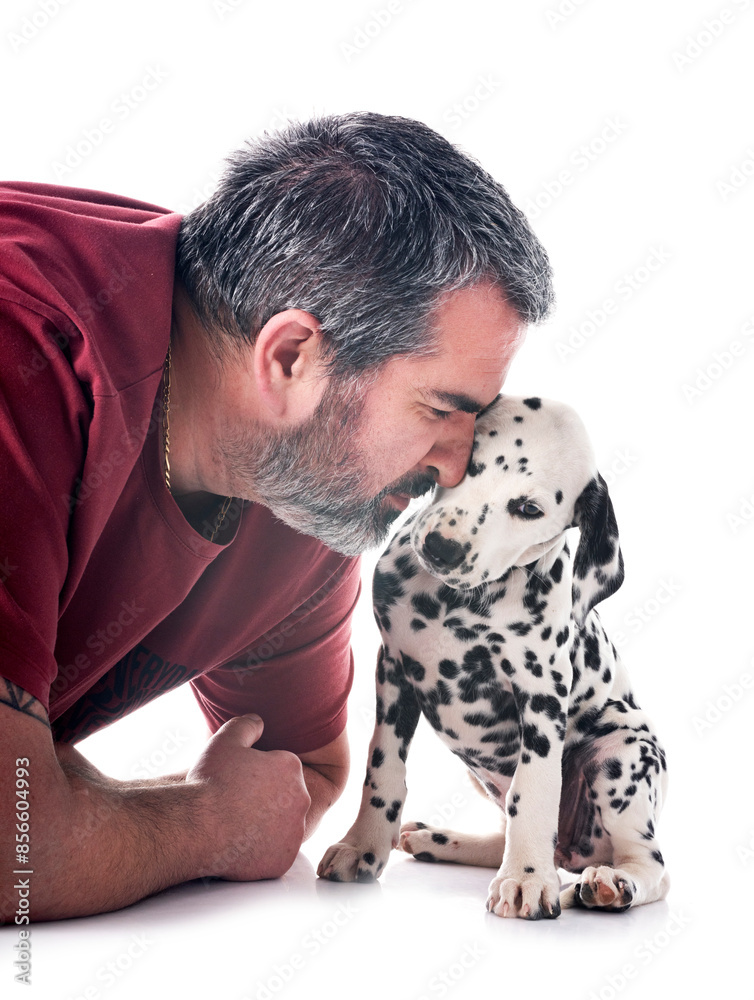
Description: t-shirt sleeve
xmin=190 ymin=558 xmax=362 ymax=755
xmin=0 ymin=300 xmax=86 ymax=708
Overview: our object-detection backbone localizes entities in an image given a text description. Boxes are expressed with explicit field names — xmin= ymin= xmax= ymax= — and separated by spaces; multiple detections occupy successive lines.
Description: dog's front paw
xmin=317 ymin=840 xmax=389 ymax=883
xmin=561 ymin=866 xmax=635 ymax=912
xmin=486 ymin=866 xmax=561 ymax=920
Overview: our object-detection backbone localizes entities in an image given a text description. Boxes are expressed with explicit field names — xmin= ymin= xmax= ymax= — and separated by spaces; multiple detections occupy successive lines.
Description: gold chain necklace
xmin=162 ymin=342 xmax=234 ymax=543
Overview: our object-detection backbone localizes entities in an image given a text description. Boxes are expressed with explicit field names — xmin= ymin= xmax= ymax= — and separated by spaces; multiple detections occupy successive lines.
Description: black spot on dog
xmin=362 ymin=852 xmax=376 ymax=864
xmin=401 ymin=653 xmax=426 ymax=682
xmin=431 ymin=832 xmax=449 ymax=844
xmin=604 ymin=758 xmax=623 ymax=780
xmin=509 ymin=622 xmax=532 ymax=636
xmin=386 ymin=800 xmax=402 ymax=823
xmin=523 ymin=397 xmax=542 ymax=410
xmin=555 ymin=626 xmax=570 ymax=647
xmin=531 ymin=693 xmax=563 ymax=720
xmin=394 ymin=553 xmax=419 ymax=580
xmin=411 ymin=592 xmax=441 ymax=620
xmin=370 ymin=796 xmax=385 ymax=808
xmin=371 ymin=748 xmax=384 ymax=768
xmin=523 ymin=724 xmax=551 ymax=758
xmin=555 ymin=490 xmax=563 ymax=505
xmin=524 ymin=650 xmax=543 ymax=678
xmin=439 ymin=659 xmax=459 ymax=679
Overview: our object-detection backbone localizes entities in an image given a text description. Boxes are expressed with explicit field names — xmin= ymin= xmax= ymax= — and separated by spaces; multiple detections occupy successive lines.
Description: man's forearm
xmin=12 ymin=763 xmax=210 ymax=922
xmin=301 ymin=764 xmax=344 ymax=840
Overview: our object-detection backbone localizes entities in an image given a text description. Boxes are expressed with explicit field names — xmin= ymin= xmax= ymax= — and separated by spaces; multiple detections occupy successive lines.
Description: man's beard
xmin=218 ymin=379 xmax=436 ymax=556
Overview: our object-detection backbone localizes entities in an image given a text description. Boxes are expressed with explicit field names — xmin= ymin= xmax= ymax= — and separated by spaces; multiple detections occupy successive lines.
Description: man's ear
xmin=253 ymin=309 xmax=326 ymax=421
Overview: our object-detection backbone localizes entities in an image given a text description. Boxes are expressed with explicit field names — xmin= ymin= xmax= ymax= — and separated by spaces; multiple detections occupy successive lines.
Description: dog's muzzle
xmin=422 ymin=531 xmax=465 ymax=571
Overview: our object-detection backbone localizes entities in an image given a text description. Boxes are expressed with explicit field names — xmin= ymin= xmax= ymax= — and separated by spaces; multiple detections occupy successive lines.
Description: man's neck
xmin=165 ymin=281 xmax=223 ymax=497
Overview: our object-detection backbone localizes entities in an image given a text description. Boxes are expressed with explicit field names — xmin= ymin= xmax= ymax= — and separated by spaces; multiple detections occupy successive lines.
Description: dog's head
xmin=410 ymin=395 xmax=624 ymax=621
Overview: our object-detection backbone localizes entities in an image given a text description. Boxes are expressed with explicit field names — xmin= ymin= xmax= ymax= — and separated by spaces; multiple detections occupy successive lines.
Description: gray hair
xmin=176 ymin=112 xmax=554 ymax=377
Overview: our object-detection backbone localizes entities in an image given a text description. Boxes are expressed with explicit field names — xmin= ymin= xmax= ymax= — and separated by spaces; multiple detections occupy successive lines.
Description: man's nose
xmin=421 ymin=416 xmax=475 ymax=488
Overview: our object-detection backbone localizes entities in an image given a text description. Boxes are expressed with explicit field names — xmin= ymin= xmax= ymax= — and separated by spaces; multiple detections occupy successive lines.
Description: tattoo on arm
xmin=0 ymin=678 xmax=51 ymax=729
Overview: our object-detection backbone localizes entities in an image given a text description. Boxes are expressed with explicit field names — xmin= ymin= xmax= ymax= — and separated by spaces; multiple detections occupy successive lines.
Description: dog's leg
xmin=318 ymin=647 xmax=421 ymax=882
xmin=399 ymin=822 xmax=505 ymax=867
xmin=560 ymin=724 xmax=669 ymax=911
xmin=485 ymin=674 xmax=572 ymax=919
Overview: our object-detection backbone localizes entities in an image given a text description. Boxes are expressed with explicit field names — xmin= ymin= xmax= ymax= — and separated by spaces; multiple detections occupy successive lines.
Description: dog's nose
xmin=423 ymin=531 xmax=465 ymax=570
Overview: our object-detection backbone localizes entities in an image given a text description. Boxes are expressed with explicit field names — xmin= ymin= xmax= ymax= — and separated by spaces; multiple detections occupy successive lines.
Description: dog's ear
xmin=571 ymin=473 xmax=624 ymax=623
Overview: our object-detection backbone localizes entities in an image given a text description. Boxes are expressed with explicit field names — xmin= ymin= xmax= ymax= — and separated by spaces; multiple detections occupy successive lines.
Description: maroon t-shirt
xmin=0 ymin=182 xmax=360 ymax=753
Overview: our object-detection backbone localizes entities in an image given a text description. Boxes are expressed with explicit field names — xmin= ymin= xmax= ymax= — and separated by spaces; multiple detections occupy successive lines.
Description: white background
xmin=1 ymin=0 xmax=753 ymax=997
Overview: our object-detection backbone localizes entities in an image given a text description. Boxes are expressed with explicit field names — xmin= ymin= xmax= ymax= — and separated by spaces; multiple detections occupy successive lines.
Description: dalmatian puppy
xmin=318 ymin=395 xmax=669 ymax=919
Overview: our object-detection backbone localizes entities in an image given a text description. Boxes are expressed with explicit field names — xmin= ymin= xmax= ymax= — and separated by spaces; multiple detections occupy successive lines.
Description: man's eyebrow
xmin=424 ymin=389 xmax=486 ymax=414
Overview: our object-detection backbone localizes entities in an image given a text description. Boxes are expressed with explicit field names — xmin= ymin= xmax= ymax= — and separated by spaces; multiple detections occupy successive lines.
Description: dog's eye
xmin=518 ymin=501 xmax=543 ymax=518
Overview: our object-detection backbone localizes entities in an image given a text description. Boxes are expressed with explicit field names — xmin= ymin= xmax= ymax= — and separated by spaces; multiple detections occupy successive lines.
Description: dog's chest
xmin=373 ymin=545 xmax=569 ymax=778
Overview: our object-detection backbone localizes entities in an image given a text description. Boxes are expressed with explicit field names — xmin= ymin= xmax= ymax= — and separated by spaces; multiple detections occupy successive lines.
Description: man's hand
xmin=1 ymin=684 xmax=318 ymax=921
xmin=186 ymin=714 xmax=311 ymax=881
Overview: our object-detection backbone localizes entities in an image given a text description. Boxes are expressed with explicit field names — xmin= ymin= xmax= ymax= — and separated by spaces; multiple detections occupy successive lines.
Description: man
xmin=0 ymin=113 xmax=553 ymax=921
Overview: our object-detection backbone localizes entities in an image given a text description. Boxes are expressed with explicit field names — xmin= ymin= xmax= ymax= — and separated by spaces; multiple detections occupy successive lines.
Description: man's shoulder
xmin=0 ymin=181 xmax=183 ymax=394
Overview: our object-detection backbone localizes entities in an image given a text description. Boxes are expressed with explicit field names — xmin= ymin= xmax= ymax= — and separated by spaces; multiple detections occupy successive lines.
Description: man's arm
xmin=0 ymin=679 xmax=310 ymax=923
xmin=54 ymin=724 xmax=350 ymax=840
xmin=298 ymin=728 xmax=350 ymax=840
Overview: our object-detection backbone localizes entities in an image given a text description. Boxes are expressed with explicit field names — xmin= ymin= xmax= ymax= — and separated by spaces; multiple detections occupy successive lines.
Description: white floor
xmin=2 ymin=660 xmax=749 ymax=1000
xmin=2 ymin=816 xmax=741 ymax=1000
